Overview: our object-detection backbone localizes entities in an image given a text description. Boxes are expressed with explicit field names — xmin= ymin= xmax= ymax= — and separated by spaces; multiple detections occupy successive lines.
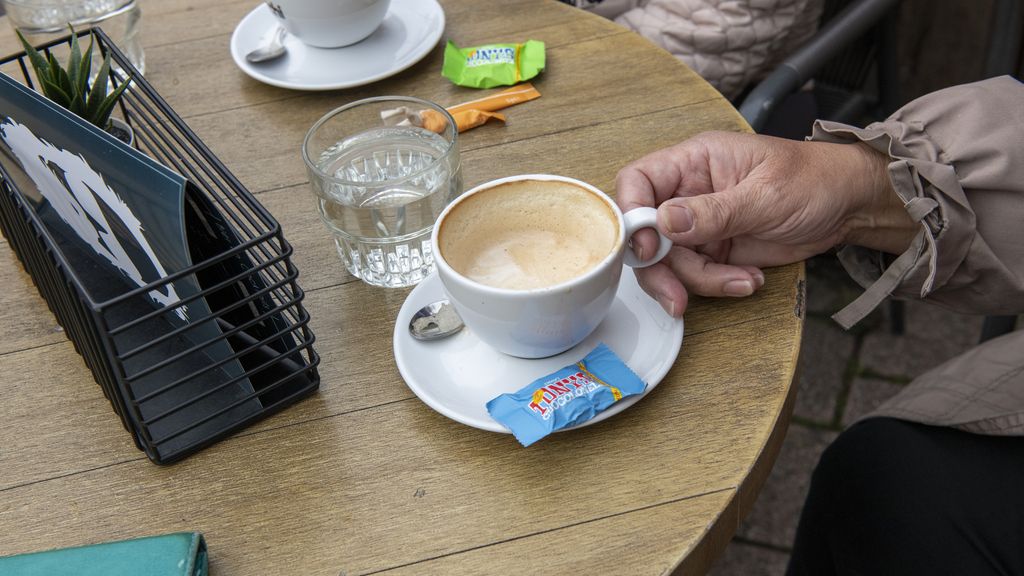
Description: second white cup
xmin=432 ymin=174 xmax=672 ymax=358
xmin=265 ymin=0 xmax=391 ymax=48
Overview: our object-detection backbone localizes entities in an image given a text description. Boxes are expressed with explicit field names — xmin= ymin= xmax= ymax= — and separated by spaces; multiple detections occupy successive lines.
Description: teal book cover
xmin=0 ymin=532 xmax=208 ymax=576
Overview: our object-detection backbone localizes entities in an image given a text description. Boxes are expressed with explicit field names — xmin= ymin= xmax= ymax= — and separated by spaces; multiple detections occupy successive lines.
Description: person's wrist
xmin=838 ymin=142 xmax=917 ymax=254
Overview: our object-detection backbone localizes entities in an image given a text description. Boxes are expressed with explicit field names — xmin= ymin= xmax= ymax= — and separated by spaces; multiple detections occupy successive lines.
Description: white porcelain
xmin=393 ymin=268 xmax=684 ymax=433
xmin=107 ymin=117 xmax=134 ymax=147
xmin=431 ymin=174 xmax=673 ymax=359
xmin=229 ymin=0 xmax=445 ymax=91
xmin=265 ymin=0 xmax=391 ymax=48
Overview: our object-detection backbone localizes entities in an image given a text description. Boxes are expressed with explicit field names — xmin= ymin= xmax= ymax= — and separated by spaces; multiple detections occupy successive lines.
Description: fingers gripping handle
xmin=622 ymin=207 xmax=672 ymax=268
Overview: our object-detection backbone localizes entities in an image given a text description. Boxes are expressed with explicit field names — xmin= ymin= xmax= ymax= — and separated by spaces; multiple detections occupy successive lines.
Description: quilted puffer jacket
xmin=562 ymin=0 xmax=824 ymax=100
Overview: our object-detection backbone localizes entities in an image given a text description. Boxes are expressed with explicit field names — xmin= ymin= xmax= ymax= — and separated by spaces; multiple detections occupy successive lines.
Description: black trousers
xmin=787 ymin=417 xmax=1024 ymax=576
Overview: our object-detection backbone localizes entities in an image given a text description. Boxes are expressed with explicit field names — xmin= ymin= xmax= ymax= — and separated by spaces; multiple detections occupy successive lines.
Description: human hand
xmin=615 ymin=131 xmax=915 ymax=317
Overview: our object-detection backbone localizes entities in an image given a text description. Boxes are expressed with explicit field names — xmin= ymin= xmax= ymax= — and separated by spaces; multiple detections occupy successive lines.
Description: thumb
xmin=657 ymin=186 xmax=759 ymax=247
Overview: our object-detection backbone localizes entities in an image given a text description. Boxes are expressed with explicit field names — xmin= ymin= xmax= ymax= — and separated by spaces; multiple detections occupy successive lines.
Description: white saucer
xmin=229 ymin=0 xmax=445 ymax=91
xmin=393 ymin=268 xmax=685 ymax=433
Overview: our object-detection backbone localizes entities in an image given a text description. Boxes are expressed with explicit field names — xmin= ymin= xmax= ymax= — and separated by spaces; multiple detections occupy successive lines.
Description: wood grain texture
xmin=0 ymin=1 xmax=803 ymax=574
xmin=0 ymin=314 xmax=797 ymax=575
xmin=374 ymin=490 xmax=737 ymax=576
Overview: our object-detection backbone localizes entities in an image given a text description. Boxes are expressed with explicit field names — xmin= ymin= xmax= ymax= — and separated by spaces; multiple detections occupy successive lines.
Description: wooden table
xmin=0 ymin=1 xmax=804 ymax=574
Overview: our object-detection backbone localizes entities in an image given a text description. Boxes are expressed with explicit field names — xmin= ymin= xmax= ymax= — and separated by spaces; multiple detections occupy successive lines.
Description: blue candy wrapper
xmin=486 ymin=343 xmax=646 ymax=446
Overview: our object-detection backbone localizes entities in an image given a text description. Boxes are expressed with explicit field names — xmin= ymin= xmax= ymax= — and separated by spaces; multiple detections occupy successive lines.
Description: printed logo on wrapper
xmin=528 ymin=368 xmax=623 ymax=420
xmin=466 ymin=47 xmax=516 ymax=67
xmin=486 ymin=343 xmax=645 ymax=446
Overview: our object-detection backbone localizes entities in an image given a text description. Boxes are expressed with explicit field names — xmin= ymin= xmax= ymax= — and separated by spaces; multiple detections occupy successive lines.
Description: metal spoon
xmin=409 ymin=300 xmax=464 ymax=341
xmin=246 ymin=26 xmax=287 ymax=63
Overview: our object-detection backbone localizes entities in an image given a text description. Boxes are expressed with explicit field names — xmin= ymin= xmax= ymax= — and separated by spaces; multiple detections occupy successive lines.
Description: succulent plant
xmin=16 ymin=26 xmax=132 ymax=131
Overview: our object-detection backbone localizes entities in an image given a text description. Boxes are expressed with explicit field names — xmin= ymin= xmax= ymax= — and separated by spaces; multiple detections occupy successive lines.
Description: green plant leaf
xmin=67 ymin=26 xmax=82 ymax=94
xmin=68 ymin=90 xmax=88 ymax=117
xmin=40 ymin=79 xmax=72 ymax=108
xmin=77 ymin=37 xmax=94 ymax=100
xmin=92 ymin=98 xmax=118 ymax=130
xmin=92 ymin=52 xmax=111 ymax=99
xmin=85 ymin=52 xmax=113 ymax=124
xmin=93 ymin=77 xmax=132 ymax=129
xmin=107 ymin=76 xmax=132 ymax=102
xmin=15 ymin=29 xmax=50 ymax=83
xmin=83 ymin=88 xmax=106 ymax=126
xmin=51 ymin=56 xmax=75 ymax=103
xmin=39 ymin=53 xmax=64 ymax=102
xmin=85 ymin=58 xmax=133 ymax=129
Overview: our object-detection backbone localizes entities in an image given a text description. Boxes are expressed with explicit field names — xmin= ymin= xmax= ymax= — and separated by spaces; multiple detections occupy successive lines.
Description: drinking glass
xmin=3 ymin=0 xmax=145 ymax=74
xmin=302 ymin=96 xmax=462 ymax=288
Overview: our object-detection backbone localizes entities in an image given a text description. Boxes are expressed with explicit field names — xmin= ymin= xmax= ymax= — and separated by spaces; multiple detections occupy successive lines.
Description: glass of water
xmin=3 ymin=0 xmax=145 ymax=74
xmin=302 ymin=96 xmax=462 ymax=288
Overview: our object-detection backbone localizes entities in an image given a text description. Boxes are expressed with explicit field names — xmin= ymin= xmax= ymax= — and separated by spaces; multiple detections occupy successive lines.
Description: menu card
xmin=0 ymin=71 xmax=263 ymax=458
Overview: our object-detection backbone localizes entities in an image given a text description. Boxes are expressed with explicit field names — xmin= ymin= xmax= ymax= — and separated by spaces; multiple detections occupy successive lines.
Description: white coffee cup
xmin=264 ymin=0 xmax=391 ymax=48
xmin=431 ymin=174 xmax=673 ymax=358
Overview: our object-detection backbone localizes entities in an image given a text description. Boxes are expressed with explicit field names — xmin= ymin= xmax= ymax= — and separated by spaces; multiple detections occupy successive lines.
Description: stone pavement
xmin=707 ymin=254 xmax=988 ymax=576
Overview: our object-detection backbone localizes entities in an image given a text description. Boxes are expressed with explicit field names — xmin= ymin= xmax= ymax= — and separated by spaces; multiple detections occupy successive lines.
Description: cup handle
xmin=622 ymin=207 xmax=673 ymax=268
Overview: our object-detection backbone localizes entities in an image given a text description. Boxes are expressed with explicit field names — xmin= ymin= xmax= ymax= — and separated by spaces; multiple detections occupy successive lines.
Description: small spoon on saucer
xmin=246 ymin=26 xmax=287 ymax=63
xmin=409 ymin=300 xmax=464 ymax=341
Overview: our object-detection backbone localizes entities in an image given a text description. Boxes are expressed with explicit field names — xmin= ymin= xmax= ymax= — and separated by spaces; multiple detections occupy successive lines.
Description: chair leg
xmin=980 ymin=315 xmax=1018 ymax=342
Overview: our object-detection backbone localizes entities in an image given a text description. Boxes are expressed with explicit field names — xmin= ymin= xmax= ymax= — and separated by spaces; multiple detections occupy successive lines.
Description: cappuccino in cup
xmin=432 ymin=175 xmax=672 ymax=358
xmin=437 ymin=179 xmax=619 ymax=290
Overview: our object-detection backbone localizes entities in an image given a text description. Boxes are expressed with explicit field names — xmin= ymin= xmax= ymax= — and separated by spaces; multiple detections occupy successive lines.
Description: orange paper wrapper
xmin=422 ymin=108 xmax=506 ymax=133
xmin=432 ymin=83 xmax=541 ymax=132
xmin=447 ymin=83 xmax=541 ymax=115
xmin=380 ymin=84 xmax=541 ymax=134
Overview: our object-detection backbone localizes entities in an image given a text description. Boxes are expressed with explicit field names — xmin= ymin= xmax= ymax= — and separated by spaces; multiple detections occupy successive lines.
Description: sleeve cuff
xmin=809 ymin=120 xmax=975 ymax=328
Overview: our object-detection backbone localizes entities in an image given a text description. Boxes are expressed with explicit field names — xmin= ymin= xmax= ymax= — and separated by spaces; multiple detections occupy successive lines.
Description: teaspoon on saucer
xmin=246 ymin=26 xmax=287 ymax=63
xmin=409 ymin=300 xmax=464 ymax=341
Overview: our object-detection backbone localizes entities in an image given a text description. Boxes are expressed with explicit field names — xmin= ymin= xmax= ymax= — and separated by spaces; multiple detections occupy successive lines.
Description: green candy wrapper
xmin=442 ymin=40 xmax=546 ymax=89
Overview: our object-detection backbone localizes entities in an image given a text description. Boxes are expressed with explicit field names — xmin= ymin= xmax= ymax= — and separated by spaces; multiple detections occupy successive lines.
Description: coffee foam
xmin=439 ymin=179 xmax=620 ymax=289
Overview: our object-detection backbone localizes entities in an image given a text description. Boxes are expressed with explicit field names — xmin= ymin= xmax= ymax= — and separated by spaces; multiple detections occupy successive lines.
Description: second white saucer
xmin=393 ymin=268 xmax=685 ymax=433
xmin=229 ymin=0 xmax=445 ymax=91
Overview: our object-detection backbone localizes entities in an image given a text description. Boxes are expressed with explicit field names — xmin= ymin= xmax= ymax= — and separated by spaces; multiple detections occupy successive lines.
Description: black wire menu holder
xmin=0 ymin=28 xmax=320 ymax=464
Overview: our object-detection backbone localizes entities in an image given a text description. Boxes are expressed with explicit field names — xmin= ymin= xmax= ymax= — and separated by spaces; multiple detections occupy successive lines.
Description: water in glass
xmin=313 ymin=126 xmax=462 ymax=288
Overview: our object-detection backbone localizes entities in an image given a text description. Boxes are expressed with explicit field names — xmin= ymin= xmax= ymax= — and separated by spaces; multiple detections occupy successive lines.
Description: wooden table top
xmin=0 ymin=1 xmax=804 ymax=574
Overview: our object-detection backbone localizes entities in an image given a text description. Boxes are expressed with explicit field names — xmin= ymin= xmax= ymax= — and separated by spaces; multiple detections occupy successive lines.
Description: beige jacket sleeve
xmin=808 ymin=76 xmax=1024 ymax=329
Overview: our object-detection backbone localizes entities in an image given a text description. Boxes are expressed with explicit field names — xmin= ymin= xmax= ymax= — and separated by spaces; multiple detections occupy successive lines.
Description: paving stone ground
xmin=707 ymin=255 xmax=987 ymax=576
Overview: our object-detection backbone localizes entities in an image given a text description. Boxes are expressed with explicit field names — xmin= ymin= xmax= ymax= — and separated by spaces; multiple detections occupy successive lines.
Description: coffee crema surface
xmin=439 ymin=180 xmax=620 ymax=289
